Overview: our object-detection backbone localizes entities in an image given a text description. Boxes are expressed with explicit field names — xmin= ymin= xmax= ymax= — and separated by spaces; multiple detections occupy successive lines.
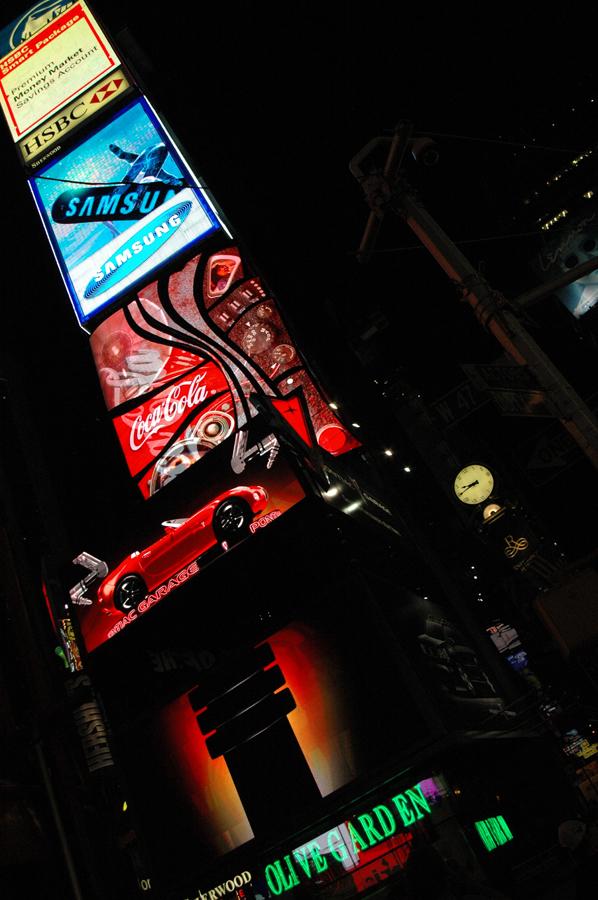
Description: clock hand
xmin=458 ymin=480 xmax=479 ymax=495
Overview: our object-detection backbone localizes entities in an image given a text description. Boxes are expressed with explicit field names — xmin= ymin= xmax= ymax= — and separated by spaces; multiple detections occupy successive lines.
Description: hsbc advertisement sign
xmin=0 ymin=1 xmax=120 ymax=142
xmin=29 ymin=96 xmax=222 ymax=324
xmin=0 ymin=2 xmax=76 ymax=57
xmin=18 ymin=67 xmax=133 ymax=168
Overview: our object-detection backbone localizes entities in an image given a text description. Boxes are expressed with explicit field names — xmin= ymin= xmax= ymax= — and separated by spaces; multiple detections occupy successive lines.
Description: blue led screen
xmin=30 ymin=96 xmax=221 ymax=325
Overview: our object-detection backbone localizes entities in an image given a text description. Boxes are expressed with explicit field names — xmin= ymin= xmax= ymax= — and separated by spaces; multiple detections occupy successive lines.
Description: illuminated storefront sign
xmin=0 ymin=1 xmax=120 ymax=141
xmin=474 ymin=816 xmax=513 ymax=852
xmin=29 ymin=95 xmax=221 ymax=324
xmin=563 ymin=729 xmax=598 ymax=761
xmin=65 ymin=672 xmax=114 ymax=773
xmin=58 ymin=616 xmax=83 ymax=670
xmin=486 ymin=621 xmax=530 ymax=674
xmin=18 ymin=66 xmax=132 ymax=167
xmin=263 ymin=782 xmax=431 ymax=894
xmin=196 ymin=871 xmax=252 ymax=900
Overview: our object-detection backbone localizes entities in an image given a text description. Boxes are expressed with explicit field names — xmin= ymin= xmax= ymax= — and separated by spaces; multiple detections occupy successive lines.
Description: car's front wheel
xmin=114 ymin=574 xmax=147 ymax=612
xmin=213 ymin=498 xmax=251 ymax=545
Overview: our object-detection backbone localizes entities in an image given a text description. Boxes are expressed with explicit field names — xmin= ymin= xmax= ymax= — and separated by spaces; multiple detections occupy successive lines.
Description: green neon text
xmin=263 ymin=782 xmax=431 ymax=894
xmin=475 ymin=815 xmax=513 ymax=852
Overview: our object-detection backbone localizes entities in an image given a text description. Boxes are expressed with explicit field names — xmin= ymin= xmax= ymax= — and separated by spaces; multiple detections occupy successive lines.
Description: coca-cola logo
xmin=130 ymin=374 xmax=208 ymax=451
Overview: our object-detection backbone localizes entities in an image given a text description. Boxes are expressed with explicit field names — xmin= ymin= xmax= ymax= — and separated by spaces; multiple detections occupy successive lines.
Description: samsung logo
xmin=84 ymin=201 xmax=192 ymax=300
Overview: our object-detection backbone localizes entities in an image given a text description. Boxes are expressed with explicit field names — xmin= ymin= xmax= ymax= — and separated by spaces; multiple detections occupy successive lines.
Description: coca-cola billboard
xmin=90 ymin=244 xmax=359 ymax=498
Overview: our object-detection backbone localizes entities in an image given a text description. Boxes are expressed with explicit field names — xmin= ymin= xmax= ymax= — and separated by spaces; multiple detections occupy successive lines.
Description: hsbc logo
xmin=19 ymin=70 xmax=131 ymax=166
xmin=20 ymin=101 xmax=87 ymax=160
xmin=90 ymin=77 xmax=124 ymax=104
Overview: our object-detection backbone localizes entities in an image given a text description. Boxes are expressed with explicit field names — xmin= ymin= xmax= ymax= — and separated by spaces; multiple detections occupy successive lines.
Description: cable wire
xmin=349 ymin=229 xmax=545 ymax=256
xmin=411 ymin=131 xmax=585 ymax=155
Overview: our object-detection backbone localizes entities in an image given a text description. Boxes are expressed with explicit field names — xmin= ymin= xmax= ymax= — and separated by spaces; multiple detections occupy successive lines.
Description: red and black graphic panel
xmin=89 ymin=246 xmax=359 ymax=497
xmin=86 ymin=591 xmax=433 ymax=889
xmin=69 ymin=429 xmax=306 ymax=654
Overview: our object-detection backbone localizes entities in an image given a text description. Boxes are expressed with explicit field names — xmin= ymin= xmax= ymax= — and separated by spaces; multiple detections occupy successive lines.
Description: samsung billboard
xmin=29 ymin=96 xmax=222 ymax=324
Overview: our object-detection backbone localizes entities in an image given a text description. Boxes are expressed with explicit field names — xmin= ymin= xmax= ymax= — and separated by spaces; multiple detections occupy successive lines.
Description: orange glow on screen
xmin=158 ymin=621 xmax=356 ymax=854
xmin=160 ymin=696 xmax=254 ymax=854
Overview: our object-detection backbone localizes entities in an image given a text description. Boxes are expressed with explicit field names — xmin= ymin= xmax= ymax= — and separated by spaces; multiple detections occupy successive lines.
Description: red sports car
xmin=97 ymin=485 xmax=268 ymax=612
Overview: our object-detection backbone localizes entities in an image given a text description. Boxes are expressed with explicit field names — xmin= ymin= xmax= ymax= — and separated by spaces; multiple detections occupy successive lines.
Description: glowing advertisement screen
xmin=532 ymin=212 xmax=598 ymax=318
xmin=0 ymin=2 xmax=77 ymax=58
xmin=29 ymin=96 xmax=221 ymax=324
xmin=68 ymin=420 xmax=306 ymax=653
xmin=18 ymin=67 xmax=133 ymax=169
xmin=85 ymin=589 xmax=432 ymax=891
xmin=89 ymin=244 xmax=360 ymax=498
xmin=382 ymin=591 xmax=504 ymax=726
xmin=0 ymin=1 xmax=119 ymax=141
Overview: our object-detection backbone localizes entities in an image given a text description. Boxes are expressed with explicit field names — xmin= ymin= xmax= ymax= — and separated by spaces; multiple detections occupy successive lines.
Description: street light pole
xmin=350 ymin=125 xmax=598 ymax=471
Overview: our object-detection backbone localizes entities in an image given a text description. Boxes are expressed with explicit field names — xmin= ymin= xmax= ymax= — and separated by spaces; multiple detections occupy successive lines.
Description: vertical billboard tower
xmin=0 ymin=10 xmax=519 ymax=900
xmin=0 ymin=1 xmax=360 ymax=655
xmin=2 ymin=9 xmax=473 ymax=900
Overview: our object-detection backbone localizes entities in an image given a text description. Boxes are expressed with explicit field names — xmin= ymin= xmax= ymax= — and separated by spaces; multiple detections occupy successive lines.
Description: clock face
xmin=453 ymin=464 xmax=494 ymax=505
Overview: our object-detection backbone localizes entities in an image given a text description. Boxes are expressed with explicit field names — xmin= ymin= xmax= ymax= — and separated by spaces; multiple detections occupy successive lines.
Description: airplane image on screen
xmin=109 ymin=141 xmax=186 ymax=188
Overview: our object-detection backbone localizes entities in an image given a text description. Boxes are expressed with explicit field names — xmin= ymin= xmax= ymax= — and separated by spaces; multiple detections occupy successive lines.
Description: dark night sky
xmin=2 ymin=4 xmax=596 ymax=375
xmin=3 ymin=4 xmax=596 ymax=384
xmin=1 ymin=1 xmax=598 ymax=556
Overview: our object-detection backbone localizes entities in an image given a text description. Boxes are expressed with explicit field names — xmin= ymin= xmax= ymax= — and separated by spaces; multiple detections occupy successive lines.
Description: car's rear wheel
xmin=114 ymin=574 xmax=147 ymax=612
xmin=213 ymin=498 xmax=252 ymax=544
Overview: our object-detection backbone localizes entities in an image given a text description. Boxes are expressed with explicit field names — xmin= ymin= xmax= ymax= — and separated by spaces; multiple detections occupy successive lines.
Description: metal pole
xmin=34 ymin=739 xmax=85 ymax=900
xmin=349 ymin=123 xmax=412 ymax=264
xmin=350 ymin=125 xmax=598 ymax=471
xmin=398 ymin=190 xmax=598 ymax=469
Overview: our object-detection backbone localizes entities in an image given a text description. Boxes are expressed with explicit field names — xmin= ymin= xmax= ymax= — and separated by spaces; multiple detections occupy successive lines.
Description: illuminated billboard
xmin=18 ymin=67 xmax=133 ymax=168
xmin=89 ymin=244 xmax=359 ymax=497
xmin=84 ymin=590 xmax=432 ymax=886
xmin=29 ymin=96 xmax=222 ymax=324
xmin=532 ymin=212 xmax=598 ymax=318
xmin=69 ymin=424 xmax=306 ymax=653
xmin=0 ymin=2 xmax=77 ymax=57
xmin=0 ymin=1 xmax=120 ymax=142
xmin=474 ymin=816 xmax=513 ymax=852
xmin=262 ymin=782 xmax=431 ymax=895
xmin=382 ymin=592 xmax=504 ymax=726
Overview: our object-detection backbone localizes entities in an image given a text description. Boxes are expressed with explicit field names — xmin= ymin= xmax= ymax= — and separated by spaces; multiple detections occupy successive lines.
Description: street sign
xmin=461 ymin=362 xmax=539 ymax=392
xmin=523 ymin=426 xmax=581 ymax=484
xmin=521 ymin=391 xmax=598 ymax=484
xmin=487 ymin=389 xmax=552 ymax=417
xmin=430 ymin=380 xmax=488 ymax=428
xmin=461 ymin=361 xmax=552 ymax=418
